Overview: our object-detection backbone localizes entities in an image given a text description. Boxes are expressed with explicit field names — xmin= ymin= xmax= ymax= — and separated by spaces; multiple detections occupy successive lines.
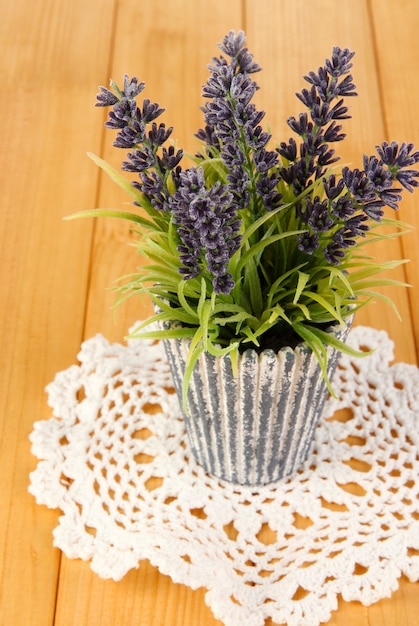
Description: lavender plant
xmin=69 ymin=30 xmax=419 ymax=398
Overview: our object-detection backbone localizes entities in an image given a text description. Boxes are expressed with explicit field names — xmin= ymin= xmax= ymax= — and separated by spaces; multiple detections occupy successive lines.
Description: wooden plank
xmin=0 ymin=0 xmax=117 ymax=623
xmin=369 ymin=0 xmax=419 ymax=359
xmin=244 ymin=0 xmax=417 ymax=366
xmin=54 ymin=3 xmax=241 ymax=625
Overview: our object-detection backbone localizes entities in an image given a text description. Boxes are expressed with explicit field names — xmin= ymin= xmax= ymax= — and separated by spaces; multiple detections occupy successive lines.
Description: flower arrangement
xmin=69 ymin=30 xmax=419 ymax=397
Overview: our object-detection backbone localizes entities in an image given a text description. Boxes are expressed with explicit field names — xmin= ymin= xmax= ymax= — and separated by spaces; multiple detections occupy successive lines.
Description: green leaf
xmin=197 ymin=277 xmax=208 ymax=319
xmin=64 ymin=208 xmax=156 ymax=229
xmin=292 ymin=320 xmax=368 ymax=397
xmin=244 ymin=256 xmax=264 ymax=318
xmin=350 ymin=277 xmax=410 ymax=290
xmin=177 ymin=280 xmax=200 ymax=320
xmin=239 ymin=202 xmax=290 ymax=246
xmin=141 ymin=238 xmax=181 ymax=269
xmin=182 ymin=327 xmax=204 ymax=411
xmin=293 ymin=272 xmax=310 ymax=304
xmin=212 ymin=310 xmax=259 ymax=326
xmin=240 ymin=309 xmax=282 ymax=343
xmin=291 ymin=323 xmax=333 ymax=396
xmin=351 ymin=288 xmax=404 ymax=320
xmin=139 ymin=293 xmax=198 ymax=325
xmin=206 ymin=336 xmax=240 ymax=359
xmin=87 ymin=152 xmax=147 ymax=205
xmin=328 ymin=266 xmax=355 ymax=296
xmin=295 ymin=322 xmax=369 ymax=359
xmin=266 ymin=264 xmax=307 ymax=307
xmin=241 ymin=325 xmax=262 ymax=347
xmin=129 ymin=326 xmax=195 ymax=341
xmin=237 ymin=231 xmax=304 ymax=273
xmin=167 ymin=215 xmax=180 ymax=256
xmin=201 ymin=156 xmax=228 ymax=185
xmin=347 ymin=258 xmax=409 ymax=280
xmin=200 ymin=299 xmax=214 ymax=352
xmin=291 ymin=302 xmax=311 ymax=320
xmin=301 ymin=290 xmax=345 ymax=323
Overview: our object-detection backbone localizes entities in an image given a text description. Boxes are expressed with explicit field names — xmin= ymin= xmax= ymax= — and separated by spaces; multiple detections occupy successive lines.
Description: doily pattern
xmin=29 ymin=325 xmax=419 ymax=626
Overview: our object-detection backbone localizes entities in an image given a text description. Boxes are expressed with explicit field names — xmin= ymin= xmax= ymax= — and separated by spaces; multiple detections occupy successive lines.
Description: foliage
xmin=67 ymin=31 xmax=419 ymax=394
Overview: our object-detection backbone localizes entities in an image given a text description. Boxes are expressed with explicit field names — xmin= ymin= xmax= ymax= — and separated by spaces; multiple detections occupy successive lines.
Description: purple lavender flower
xmin=254 ymin=149 xmax=279 ymax=173
xmin=331 ymin=195 xmax=355 ymax=219
xmin=195 ymin=124 xmax=220 ymax=153
xmin=376 ymin=141 xmax=419 ymax=192
xmin=96 ymin=75 xmax=184 ymax=211
xmin=305 ymin=47 xmax=356 ymax=101
xmin=278 ymin=138 xmax=297 ymax=162
xmin=233 ymin=44 xmax=419 ymax=270
xmin=279 ymin=47 xmax=357 ymax=195
xmin=256 ymin=173 xmax=283 ymax=211
xmin=346 ymin=214 xmax=370 ymax=237
xmin=286 ymin=112 xmax=313 ymax=136
xmin=218 ymin=30 xmax=247 ymax=59
xmin=96 ymin=87 xmax=118 ymax=107
xmin=113 ymin=122 xmax=145 ymax=148
xmin=298 ymin=232 xmax=320 ymax=255
xmin=140 ymin=98 xmax=165 ymax=123
xmin=313 ymin=138 xmax=419 ymax=265
xmin=96 ymin=76 xmax=145 ymax=107
xmin=197 ymin=30 xmax=281 ymax=215
xmin=217 ymin=30 xmax=261 ymax=74
xmin=342 ymin=167 xmax=375 ymax=203
xmin=158 ymin=146 xmax=183 ymax=170
xmin=342 ymin=156 xmax=403 ymax=219
xmin=135 ymin=171 xmax=168 ymax=211
xmin=323 ymin=174 xmax=345 ymax=200
xmin=105 ymin=98 xmax=138 ymax=131
xmin=147 ymin=122 xmax=173 ymax=147
xmin=325 ymin=47 xmax=355 ymax=78
xmin=122 ymin=147 xmax=156 ymax=173
xmin=324 ymin=238 xmax=347 ymax=264
xmin=95 ymin=39 xmax=419 ymax=300
xmin=323 ymin=121 xmax=345 ymax=142
xmin=121 ymin=75 xmax=146 ymax=99
xmin=169 ymin=167 xmax=241 ymax=294
xmin=306 ymin=197 xmax=334 ymax=231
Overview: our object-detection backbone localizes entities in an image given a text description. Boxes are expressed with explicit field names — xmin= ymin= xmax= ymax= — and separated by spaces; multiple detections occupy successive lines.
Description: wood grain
xmin=369 ymin=0 xmax=419 ymax=359
xmin=0 ymin=0 xmax=116 ymax=623
xmin=1 ymin=0 xmax=417 ymax=624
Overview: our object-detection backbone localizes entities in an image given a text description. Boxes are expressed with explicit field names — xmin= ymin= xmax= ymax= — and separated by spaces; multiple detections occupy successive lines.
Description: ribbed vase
xmin=161 ymin=321 xmax=352 ymax=486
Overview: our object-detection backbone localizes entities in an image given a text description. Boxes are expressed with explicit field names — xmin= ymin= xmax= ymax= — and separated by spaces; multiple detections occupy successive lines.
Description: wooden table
xmin=1 ymin=1 xmax=418 ymax=624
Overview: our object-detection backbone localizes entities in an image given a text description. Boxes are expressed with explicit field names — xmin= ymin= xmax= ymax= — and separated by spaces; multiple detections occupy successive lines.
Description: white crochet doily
xmin=29 ymin=325 xmax=419 ymax=626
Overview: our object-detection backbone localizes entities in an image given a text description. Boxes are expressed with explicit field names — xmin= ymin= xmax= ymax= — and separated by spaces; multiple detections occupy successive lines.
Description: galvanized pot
xmin=161 ymin=321 xmax=352 ymax=486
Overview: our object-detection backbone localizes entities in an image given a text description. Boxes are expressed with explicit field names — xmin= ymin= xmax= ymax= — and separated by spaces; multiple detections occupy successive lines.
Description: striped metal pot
xmin=161 ymin=321 xmax=352 ymax=486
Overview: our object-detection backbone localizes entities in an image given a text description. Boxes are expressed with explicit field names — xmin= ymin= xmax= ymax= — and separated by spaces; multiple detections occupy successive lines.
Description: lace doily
xmin=29 ymin=325 xmax=419 ymax=626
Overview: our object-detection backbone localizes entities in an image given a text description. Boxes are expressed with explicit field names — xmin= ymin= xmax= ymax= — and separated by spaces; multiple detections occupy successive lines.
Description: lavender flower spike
xmin=376 ymin=141 xmax=419 ymax=192
xmin=169 ymin=167 xmax=241 ymax=294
